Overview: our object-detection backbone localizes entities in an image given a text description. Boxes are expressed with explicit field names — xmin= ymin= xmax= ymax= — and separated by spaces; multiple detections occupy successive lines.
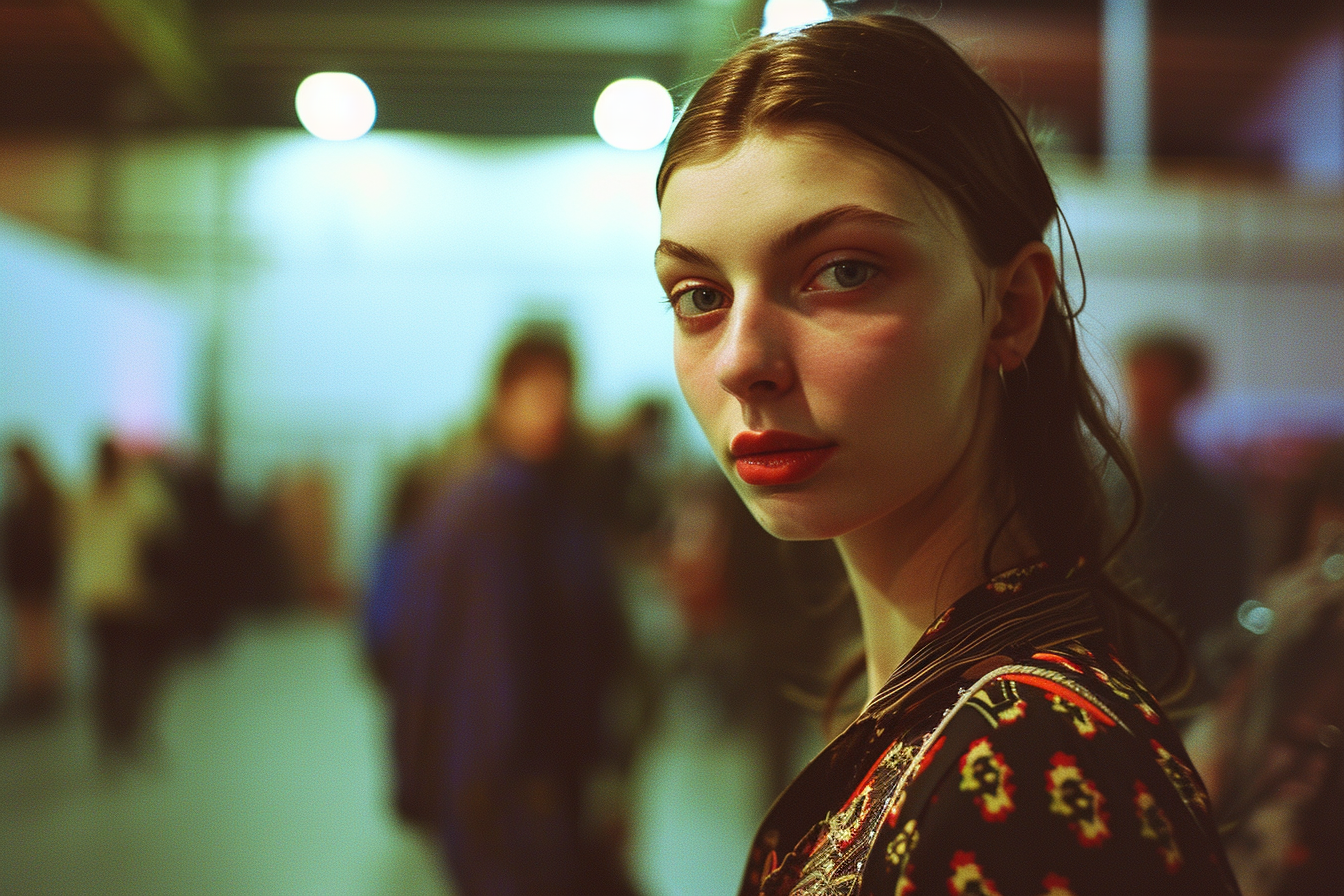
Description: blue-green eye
xmin=672 ymin=286 xmax=727 ymax=317
xmin=812 ymin=260 xmax=876 ymax=291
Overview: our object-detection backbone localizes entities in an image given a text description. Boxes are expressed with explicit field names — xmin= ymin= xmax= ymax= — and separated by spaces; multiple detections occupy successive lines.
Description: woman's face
xmin=656 ymin=130 xmax=999 ymax=542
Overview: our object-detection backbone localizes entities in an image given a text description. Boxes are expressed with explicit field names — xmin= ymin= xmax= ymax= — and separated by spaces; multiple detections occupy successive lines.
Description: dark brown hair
xmin=657 ymin=14 xmax=1178 ymax=698
xmin=1122 ymin=328 xmax=1212 ymax=399
xmin=491 ymin=323 xmax=576 ymax=398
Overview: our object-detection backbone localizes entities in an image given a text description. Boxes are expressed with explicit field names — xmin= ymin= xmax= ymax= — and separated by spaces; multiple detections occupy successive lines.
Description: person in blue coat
xmin=387 ymin=324 xmax=637 ymax=896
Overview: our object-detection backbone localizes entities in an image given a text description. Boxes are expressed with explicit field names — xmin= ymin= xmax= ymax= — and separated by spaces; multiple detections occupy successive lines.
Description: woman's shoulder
xmin=957 ymin=644 xmax=1175 ymax=751
xmin=859 ymin=643 xmax=1238 ymax=895
xmin=934 ymin=643 xmax=1211 ymax=823
xmin=866 ymin=642 xmax=1186 ymax=782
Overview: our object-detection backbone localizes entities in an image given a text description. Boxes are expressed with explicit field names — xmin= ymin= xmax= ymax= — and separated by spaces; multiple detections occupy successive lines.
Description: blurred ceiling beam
xmin=2 ymin=0 xmax=1336 ymax=172
xmin=208 ymin=2 xmax=759 ymax=64
xmin=83 ymin=0 xmax=214 ymax=121
xmin=201 ymin=1 xmax=765 ymax=134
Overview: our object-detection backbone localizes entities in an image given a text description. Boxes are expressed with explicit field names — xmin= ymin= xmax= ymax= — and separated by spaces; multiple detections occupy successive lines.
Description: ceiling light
xmin=593 ymin=78 xmax=674 ymax=151
xmin=762 ymin=0 xmax=831 ymax=34
xmin=295 ymin=72 xmax=377 ymax=141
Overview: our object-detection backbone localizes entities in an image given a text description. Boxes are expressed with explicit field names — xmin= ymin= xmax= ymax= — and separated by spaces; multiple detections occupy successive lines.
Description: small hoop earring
xmin=998 ymin=363 xmax=1007 ymax=392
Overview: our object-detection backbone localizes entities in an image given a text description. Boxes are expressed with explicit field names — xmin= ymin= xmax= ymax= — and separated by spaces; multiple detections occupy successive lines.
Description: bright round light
xmin=1236 ymin=599 xmax=1274 ymax=635
xmin=295 ymin=72 xmax=377 ymax=141
xmin=1324 ymin=552 xmax=1344 ymax=582
xmin=593 ymin=78 xmax=674 ymax=151
xmin=762 ymin=0 xmax=832 ymax=34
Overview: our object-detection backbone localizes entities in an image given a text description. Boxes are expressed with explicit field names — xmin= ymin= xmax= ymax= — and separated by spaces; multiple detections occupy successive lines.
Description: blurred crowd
xmin=0 ymin=432 xmax=318 ymax=763
xmin=2 ymin=320 xmax=1342 ymax=896
xmin=1115 ymin=328 xmax=1344 ymax=896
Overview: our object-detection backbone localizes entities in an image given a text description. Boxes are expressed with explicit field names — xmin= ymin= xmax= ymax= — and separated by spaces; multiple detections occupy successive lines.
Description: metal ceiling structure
xmin=1 ymin=1 xmax=1340 ymax=164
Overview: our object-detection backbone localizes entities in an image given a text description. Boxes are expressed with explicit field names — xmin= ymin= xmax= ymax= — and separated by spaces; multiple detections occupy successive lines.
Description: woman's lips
xmin=730 ymin=431 xmax=837 ymax=487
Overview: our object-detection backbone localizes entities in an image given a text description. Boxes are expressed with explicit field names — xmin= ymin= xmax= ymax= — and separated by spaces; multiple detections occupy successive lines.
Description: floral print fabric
xmin=741 ymin=564 xmax=1240 ymax=896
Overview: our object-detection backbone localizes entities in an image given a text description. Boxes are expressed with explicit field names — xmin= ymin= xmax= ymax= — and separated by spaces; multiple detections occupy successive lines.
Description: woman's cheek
xmin=823 ymin=318 xmax=919 ymax=392
xmin=673 ymin=343 xmax=718 ymax=429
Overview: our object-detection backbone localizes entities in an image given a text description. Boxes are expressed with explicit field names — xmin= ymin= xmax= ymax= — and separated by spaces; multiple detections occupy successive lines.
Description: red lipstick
xmin=730 ymin=430 xmax=837 ymax=487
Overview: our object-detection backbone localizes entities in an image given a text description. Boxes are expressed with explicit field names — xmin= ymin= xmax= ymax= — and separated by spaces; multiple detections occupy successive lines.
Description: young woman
xmin=654 ymin=14 xmax=1239 ymax=896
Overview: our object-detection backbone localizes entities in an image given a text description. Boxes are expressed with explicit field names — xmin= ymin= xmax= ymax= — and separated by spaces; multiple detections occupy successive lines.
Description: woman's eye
xmin=811 ymin=260 xmax=876 ymax=291
xmin=671 ymin=287 xmax=728 ymax=317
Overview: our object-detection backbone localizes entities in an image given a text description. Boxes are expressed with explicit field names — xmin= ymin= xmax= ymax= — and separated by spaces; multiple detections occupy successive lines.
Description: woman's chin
xmin=741 ymin=498 xmax=852 ymax=543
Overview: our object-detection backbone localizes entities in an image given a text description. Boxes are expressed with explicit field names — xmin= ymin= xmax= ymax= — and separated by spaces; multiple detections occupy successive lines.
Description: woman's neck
xmin=834 ymin=402 xmax=1035 ymax=704
xmin=837 ymin=496 xmax=991 ymax=704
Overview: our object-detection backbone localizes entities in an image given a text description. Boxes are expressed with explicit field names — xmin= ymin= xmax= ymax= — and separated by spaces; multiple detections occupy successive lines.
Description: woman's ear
xmin=985 ymin=241 xmax=1055 ymax=372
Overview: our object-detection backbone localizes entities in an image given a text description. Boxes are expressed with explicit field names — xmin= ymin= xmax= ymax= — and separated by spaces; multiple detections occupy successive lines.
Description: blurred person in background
xmin=363 ymin=464 xmax=437 ymax=691
xmin=63 ymin=435 xmax=177 ymax=765
xmin=364 ymin=403 xmax=512 ymax=685
xmin=386 ymin=323 xmax=639 ymax=896
xmin=1119 ymin=329 xmax=1252 ymax=706
xmin=0 ymin=438 xmax=67 ymax=725
xmin=655 ymin=14 xmax=1236 ymax=894
xmin=1186 ymin=439 xmax=1344 ymax=896
xmin=151 ymin=452 xmax=241 ymax=655
xmin=595 ymin=395 xmax=677 ymax=557
xmin=660 ymin=469 xmax=850 ymax=801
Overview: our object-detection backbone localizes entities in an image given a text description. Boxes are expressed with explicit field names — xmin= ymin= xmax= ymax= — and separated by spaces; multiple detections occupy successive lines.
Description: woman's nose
xmin=714 ymin=296 xmax=794 ymax=402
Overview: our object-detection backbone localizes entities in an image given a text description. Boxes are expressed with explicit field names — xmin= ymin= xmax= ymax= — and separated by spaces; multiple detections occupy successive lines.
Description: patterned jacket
xmin=741 ymin=562 xmax=1241 ymax=896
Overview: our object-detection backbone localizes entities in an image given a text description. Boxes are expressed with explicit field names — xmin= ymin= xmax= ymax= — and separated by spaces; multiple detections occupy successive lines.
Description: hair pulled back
xmin=658 ymin=13 xmax=1138 ymax=578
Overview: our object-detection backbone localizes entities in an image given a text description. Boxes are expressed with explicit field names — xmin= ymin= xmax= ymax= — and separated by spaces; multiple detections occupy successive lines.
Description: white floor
xmin=0 ymin=610 xmax=791 ymax=896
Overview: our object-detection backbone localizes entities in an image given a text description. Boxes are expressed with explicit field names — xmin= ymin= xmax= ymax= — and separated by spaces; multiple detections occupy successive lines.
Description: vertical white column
xmin=1102 ymin=0 xmax=1151 ymax=173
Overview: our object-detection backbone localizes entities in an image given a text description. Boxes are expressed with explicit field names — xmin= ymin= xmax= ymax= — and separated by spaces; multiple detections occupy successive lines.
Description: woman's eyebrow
xmin=654 ymin=240 xmax=713 ymax=267
xmin=655 ymin=204 xmax=909 ymax=268
xmin=771 ymin=205 xmax=911 ymax=256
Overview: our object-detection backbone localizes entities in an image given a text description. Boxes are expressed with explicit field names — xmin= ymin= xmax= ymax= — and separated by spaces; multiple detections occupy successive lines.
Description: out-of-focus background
xmin=1 ymin=2 xmax=1341 ymax=895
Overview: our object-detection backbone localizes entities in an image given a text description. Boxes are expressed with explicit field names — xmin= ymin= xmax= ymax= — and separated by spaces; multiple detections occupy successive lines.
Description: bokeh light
xmin=593 ymin=78 xmax=674 ymax=151
xmin=762 ymin=0 xmax=832 ymax=34
xmin=1236 ymin=599 xmax=1275 ymax=635
xmin=295 ymin=72 xmax=377 ymax=141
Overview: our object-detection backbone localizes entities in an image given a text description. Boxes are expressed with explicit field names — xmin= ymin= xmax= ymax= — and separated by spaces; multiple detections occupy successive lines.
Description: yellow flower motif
xmin=886 ymin=818 xmax=919 ymax=866
xmin=1046 ymin=753 xmax=1110 ymax=847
